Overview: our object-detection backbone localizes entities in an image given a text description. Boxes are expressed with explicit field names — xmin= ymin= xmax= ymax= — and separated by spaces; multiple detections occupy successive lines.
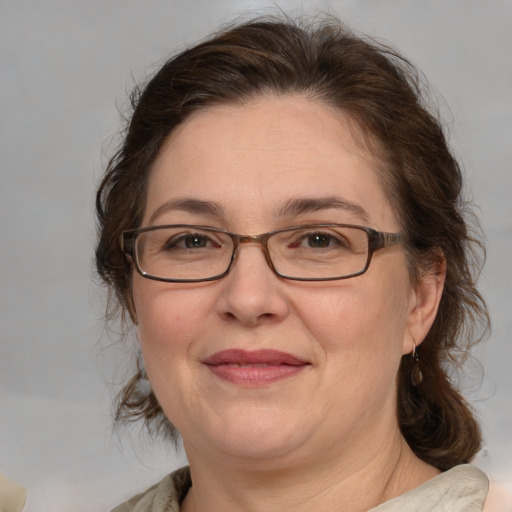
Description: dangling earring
xmin=411 ymin=343 xmax=423 ymax=386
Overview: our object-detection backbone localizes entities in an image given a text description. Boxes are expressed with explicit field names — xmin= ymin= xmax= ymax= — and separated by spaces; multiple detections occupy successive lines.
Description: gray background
xmin=1 ymin=1 xmax=510 ymax=510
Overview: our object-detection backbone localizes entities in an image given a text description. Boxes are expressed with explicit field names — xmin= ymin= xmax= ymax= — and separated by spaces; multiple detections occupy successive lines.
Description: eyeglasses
xmin=121 ymin=224 xmax=404 ymax=283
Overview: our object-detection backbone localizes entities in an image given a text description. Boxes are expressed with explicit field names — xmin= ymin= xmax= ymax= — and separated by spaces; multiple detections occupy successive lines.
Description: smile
xmin=202 ymin=349 xmax=310 ymax=385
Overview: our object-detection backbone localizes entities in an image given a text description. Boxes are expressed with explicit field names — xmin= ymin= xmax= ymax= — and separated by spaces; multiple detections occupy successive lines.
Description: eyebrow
xmin=148 ymin=198 xmax=225 ymax=224
xmin=148 ymin=195 xmax=370 ymax=225
xmin=278 ymin=196 xmax=370 ymax=223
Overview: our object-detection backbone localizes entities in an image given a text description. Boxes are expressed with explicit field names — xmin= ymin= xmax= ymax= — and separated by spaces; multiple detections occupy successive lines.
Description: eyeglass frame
xmin=120 ymin=223 xmax=405 ymax=283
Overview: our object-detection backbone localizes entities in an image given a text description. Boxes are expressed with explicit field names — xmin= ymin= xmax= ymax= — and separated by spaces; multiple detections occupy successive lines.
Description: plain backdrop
xmin=1 ymin=1 xmax=511 ymax=510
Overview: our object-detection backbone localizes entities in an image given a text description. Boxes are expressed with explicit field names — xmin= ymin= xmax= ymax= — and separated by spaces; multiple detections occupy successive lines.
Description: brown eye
xmin=183 ymin=234 xmax=209 ymax=249
xmin=306 ymin=233 xmax=335 ymax=248
xmin=288 ymin=230 xmax=348 ymax=250
xmin=165 ymin=233 xmax=215 ymax=250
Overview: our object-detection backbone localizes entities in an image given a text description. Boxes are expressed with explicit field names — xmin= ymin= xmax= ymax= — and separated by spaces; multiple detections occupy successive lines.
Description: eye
xmin=166 ymin=232 xmax=217 ymax=250
xmin=304 ymin=232 xmax=338 ymax=248
xmin=183 ymin=234 xmax=209 ymax=249
xmin=291 ymin=230 xmax=349 ymax=250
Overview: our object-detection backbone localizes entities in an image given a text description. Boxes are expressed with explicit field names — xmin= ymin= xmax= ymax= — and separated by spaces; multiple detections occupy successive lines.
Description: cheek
xmin=294 ymin=272 xmax=411 ymax=365
xmin=285 ymin=279 xmax=411 ymax=431
xmin=132 ymin=278 xmax=212 ymax=361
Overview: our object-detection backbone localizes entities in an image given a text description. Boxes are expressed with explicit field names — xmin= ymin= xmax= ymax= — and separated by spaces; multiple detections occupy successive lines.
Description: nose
xmin=216 ymin=244 xmax=290 ymax=327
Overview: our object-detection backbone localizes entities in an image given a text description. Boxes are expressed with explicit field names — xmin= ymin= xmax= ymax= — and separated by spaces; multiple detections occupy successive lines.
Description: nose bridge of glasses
xmin=230 ymin=232 xmax=274 ymax=270
xmin=235 ymin=232 xmax=269 ymax=245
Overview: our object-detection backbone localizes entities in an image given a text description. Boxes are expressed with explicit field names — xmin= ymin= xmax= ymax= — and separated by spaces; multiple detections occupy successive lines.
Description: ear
xmin=402 ymin=257 xmax=446 ymax=355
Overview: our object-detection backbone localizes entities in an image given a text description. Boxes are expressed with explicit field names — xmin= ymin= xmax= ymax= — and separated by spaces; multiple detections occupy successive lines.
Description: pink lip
xmin=203 ymin=349 xmax=309 ymax=385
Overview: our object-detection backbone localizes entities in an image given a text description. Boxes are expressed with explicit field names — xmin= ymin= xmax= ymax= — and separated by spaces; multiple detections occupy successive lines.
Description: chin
xmin=200 ymin=410 xmax=311 ymax=462
xmin=217 ymin=435 xmax=302 ymax=462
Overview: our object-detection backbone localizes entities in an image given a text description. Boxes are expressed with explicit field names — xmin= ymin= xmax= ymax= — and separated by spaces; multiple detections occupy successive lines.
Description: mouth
xmin=202 ymin=349 xmax=310 ymax=385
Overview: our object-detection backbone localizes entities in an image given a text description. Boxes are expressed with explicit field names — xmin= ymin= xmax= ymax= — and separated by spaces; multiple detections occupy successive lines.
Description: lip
xmin=202 ymin=349 xmax=310 ymax=385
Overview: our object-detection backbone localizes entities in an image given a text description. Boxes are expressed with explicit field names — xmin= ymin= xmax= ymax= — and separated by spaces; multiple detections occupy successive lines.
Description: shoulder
xmin=370 ymin=464 xmax=489 ymax=512
xmin=112 ymin=464 xmax=488 ymax=512
xmin=111 ymin=467 xmax=191 ymax=512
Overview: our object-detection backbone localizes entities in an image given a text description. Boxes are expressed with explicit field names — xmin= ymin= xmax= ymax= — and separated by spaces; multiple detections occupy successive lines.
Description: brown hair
xmin=95 ymin=16 xmax=489 ymax=470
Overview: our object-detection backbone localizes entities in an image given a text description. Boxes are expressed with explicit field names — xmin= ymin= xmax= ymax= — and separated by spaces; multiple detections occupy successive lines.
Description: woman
xmin=96 ymin=16 xmax=489 ymax=511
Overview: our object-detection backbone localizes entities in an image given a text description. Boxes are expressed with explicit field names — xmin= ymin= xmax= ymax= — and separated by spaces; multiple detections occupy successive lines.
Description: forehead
xmin=145 ymin=96 xmax=397 ymax=230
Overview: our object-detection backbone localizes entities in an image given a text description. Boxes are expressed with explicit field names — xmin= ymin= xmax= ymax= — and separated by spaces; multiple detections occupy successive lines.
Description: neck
xmin=181 ymin=432 xmax=439 ymax=512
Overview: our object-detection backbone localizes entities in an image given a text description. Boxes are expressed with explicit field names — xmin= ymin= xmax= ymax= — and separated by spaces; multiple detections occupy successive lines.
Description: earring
xmin=411 ymin=343 xmax=423 ymax=386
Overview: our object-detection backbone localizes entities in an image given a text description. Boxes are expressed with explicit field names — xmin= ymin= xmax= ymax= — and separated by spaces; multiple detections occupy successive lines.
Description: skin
xmin=132 ymin=96 xmax=446 ymax=512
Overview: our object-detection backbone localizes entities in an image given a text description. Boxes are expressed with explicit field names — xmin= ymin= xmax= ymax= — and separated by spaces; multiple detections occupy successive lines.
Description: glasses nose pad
xmin=261 ymin=240 xmax=279 ymax=275
xmin=225 ymin=243 xmax=240 ymax=273
xmin=226 ymin=236 xmax=277 ymax=277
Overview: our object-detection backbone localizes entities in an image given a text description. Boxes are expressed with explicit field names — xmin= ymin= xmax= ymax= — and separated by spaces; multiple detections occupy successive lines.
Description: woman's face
xmin=132 ymin=96 xmax=438 ymax=466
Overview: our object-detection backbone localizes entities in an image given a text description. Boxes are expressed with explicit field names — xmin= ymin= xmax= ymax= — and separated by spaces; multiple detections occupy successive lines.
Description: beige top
xmin=112 ymin=464 xmax=488 ymax=512
xmin=0 ymin=472 xmax=27 ymax=512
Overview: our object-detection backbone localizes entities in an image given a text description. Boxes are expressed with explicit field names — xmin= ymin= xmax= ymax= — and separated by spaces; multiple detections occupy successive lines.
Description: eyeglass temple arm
xmin=374 ymin=231 xmax=404 ymax=250
xmin=120 ymin=232 xmax=135 ymax=256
